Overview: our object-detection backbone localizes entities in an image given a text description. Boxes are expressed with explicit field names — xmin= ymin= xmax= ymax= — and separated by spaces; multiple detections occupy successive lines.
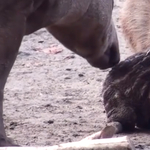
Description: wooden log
xmin=0 ymin=136 xmax=135 ymax=150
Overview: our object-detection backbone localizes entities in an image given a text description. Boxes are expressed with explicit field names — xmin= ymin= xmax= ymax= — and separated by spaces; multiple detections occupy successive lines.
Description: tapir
xmin=0 ymin=0 xmax=120 ymax=146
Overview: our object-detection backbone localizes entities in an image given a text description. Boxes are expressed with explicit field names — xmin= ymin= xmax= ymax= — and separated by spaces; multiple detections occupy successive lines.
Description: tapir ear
xmin=99 ymin=125 xmax=116 ymax=139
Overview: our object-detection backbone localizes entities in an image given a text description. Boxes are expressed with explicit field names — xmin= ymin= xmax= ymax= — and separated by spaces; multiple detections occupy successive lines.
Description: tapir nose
xmin=87 ymin=44 xmax=120 ymax=69
xmin=106 ymin=43 xmax=120 ymax=67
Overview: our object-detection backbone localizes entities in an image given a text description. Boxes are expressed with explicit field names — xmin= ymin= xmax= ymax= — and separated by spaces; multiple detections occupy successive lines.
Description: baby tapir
xmin=100 ymin=51 xmax=150 ymax=138
xmin=82 ymin=51 xmax=150 ymax=140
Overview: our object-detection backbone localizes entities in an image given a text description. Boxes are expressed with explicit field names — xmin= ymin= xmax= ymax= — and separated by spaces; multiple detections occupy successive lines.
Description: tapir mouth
xmin=87 ymin=49 xmax=120 ymax=69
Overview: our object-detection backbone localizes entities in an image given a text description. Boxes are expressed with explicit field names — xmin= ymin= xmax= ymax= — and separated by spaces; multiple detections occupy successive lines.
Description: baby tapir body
xmin=100 ymin=52 xmax=150 ymax=138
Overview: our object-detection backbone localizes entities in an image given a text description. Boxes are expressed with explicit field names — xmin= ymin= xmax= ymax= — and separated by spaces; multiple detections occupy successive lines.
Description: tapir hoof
xmin=0 ymin=137 xmax=20 ymax=147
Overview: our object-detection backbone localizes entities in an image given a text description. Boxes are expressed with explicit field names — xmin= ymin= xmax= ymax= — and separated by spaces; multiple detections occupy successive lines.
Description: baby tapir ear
xmin=99 ymin=126 xmax=116 ymax=139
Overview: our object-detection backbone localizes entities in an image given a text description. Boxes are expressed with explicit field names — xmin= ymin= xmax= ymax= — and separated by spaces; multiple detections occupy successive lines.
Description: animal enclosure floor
xmin=3 ymin=0 xmax=150 ymax=149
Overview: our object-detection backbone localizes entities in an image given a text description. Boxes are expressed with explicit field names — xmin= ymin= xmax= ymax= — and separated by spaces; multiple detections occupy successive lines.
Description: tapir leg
xmin=0 ymin=11 xmax=25 ymax=146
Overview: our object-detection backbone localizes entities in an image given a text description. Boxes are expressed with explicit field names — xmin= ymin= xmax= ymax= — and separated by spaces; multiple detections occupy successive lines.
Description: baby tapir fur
xmin=100 ymin=51 xmax=150 ymax=138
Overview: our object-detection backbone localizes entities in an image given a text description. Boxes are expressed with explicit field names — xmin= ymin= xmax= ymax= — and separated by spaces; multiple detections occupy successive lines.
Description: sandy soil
xmin=3 ymin=0 xmax=150 ymax=149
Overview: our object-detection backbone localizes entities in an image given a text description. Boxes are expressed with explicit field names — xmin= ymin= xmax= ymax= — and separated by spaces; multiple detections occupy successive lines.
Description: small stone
xmin=72 ymin=133 xmax=80 ymax=137
xmin=9 ymin=122 xmax=18 ymax=130
xmin=66 ymin=68 xmax=72 ymax=71
xmin=44 ymin=120 xmax=54 ymax=124
xmin=45 ymin=104 xmax=52 ymax=107
xmin=64 ymin=77 xmax=71 ymax=80
xmin=77 ymin=106 xmax=83 ymax=109
xmin=38 ymin=41 xmax=44 ymax=43
xmin=96 ymin=79 xmax=102 ymax=82
xmin=73 ymin=122 xmax=78 ymax=125
xmin=135 ymin=145 xmax=144 ymax=149
xmin=78 ymin=74 xmax=84 ymax=77
xmin=65 ymin=55 xmax=75 ymax=59
xmin=10 ymin=127 xmax=15 ymax=130
xmin=10 ymin=122 xmax=18 ymax=126
xmin=47 ymin=120 xmax=54 ymax=124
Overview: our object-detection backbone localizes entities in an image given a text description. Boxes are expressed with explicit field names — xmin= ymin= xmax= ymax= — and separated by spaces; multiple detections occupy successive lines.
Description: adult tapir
xmin=0 ymin=0 xmax=120 ymax=146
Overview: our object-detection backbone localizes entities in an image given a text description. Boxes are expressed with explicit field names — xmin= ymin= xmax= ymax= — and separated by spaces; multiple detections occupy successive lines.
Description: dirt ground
xmin=3 ymin=0 xmax=150 ymax=149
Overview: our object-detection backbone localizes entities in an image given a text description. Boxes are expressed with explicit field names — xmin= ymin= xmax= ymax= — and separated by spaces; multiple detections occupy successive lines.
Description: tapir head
xmin=48 ymin=0 xmax=120 ymax=69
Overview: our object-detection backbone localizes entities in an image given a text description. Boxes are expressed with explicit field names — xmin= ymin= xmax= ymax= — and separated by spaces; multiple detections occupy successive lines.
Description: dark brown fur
xmin=0 ymin=0 xmax=120 ymax=146
xmin=100 ymin=52 xmax=150 ymax=138
xmin=85 ymin=0 xmax=150 ymax=140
